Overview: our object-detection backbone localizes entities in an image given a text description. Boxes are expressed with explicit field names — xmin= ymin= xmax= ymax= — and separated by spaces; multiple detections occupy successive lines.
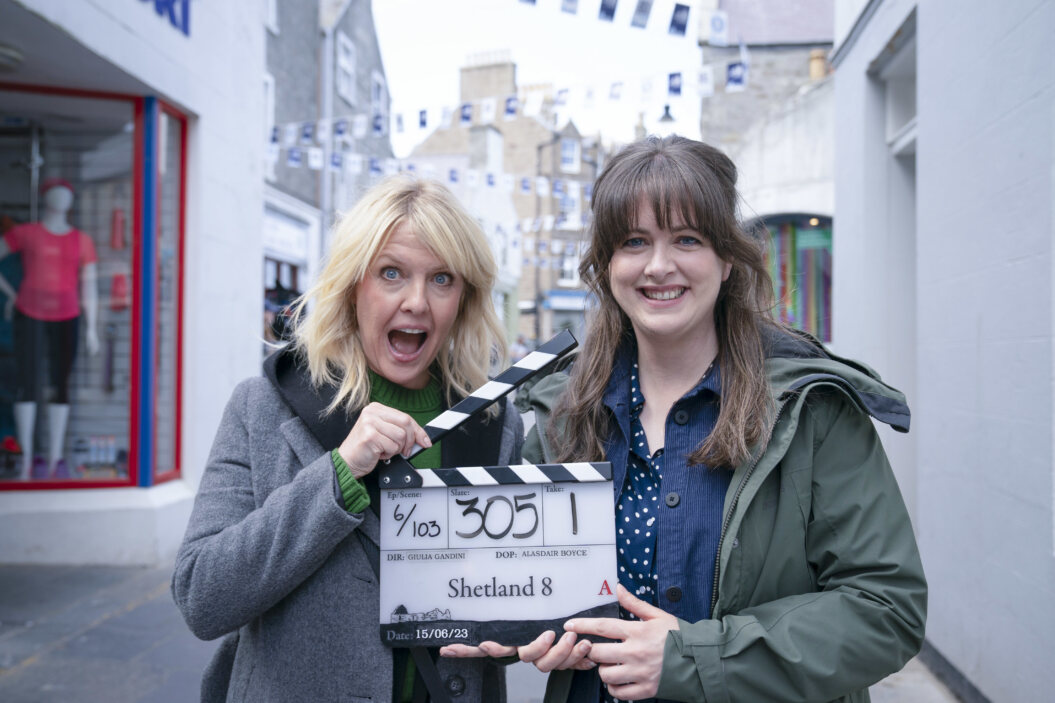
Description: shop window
xmin=264 ymin=257 xmax=302 ymax=346
xmin=0 ymin=86 xmax=184 ymax=488
xmin=763 ymin=215 xmax=832 ymax=342
xmin=153 ymin=107 xmax=185 ymax=483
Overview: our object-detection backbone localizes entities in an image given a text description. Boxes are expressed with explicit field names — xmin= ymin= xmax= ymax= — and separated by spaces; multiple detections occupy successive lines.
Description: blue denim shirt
xmin=602 ymin=345 xmax=730 ymax=625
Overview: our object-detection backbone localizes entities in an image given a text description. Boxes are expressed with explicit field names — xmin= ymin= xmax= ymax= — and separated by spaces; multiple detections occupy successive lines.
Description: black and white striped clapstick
xmin=413 ymin=461 xmax=611 ymax=488
xmin=379 ymin=329 xmax=578 ymax=488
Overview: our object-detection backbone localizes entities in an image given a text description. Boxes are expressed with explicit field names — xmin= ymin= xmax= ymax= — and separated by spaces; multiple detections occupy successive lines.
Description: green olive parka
xmin=526 ymin=334 xmax=927 ymax=703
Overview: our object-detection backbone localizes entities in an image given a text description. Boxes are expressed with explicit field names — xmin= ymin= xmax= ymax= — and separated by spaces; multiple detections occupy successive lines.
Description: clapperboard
xmin=378 ymin=330 xmax=618 ymax=648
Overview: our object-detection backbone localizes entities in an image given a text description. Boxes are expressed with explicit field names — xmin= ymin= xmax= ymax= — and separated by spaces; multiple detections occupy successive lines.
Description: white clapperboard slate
xmin=377 ymin=330 xmax=618 ymax=648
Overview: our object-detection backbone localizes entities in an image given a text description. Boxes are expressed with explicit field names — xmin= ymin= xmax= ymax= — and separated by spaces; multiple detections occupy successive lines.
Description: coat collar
xmin=264 ymin=344 xmax=507 ymax=478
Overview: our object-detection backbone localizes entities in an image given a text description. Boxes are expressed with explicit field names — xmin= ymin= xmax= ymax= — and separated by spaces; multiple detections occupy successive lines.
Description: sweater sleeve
xmin=655 ymin=393 xmax=927 ymax=702
xmin=331 ymin=449 xmax=371 ymax=514
xmin=172 ymin=381 xmax=365 ymax=641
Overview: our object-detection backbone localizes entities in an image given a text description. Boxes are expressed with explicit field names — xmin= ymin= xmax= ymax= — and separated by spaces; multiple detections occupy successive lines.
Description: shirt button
xmin=665 ymin=491 xmax=680 ymax=507
xmin=446 ymin=674 xmax=466 ymax=696
xmin=665 ymin=586 xmax=683 ymax=602
xmin=673 ymin=409 xmax=690 ymax=425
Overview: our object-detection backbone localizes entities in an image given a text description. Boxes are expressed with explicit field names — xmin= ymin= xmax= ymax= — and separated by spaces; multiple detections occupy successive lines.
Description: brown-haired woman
xmin=442 ymin=136 xmax=926 ymax=703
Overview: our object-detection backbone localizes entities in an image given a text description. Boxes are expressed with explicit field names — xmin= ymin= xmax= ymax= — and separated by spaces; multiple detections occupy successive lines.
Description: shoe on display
xmin=31 ymin=456 xmax=48 ymax=480
xmin=52 ymin=459 xmax=70 ymax=479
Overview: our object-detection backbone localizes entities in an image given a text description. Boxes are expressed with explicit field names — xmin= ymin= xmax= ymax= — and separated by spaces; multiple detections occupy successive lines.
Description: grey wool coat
xmin=172 ymin=362 xmax=523 ymax=702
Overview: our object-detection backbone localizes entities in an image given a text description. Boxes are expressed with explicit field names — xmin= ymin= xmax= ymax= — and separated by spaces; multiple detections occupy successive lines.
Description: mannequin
xmin=0 ymin=179 xmax=99 ymax=480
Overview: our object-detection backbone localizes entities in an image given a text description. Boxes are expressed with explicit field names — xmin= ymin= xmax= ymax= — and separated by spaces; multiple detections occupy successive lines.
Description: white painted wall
xmin=834 ymin=0 xmax=1055 ymax=699
xmin=0 ymin=0 xmax=265 ymax=564
xmin=733 ymin=77 xmax=835 ymax=221
xmin=832 ymin=0 xmax=918 ymax=520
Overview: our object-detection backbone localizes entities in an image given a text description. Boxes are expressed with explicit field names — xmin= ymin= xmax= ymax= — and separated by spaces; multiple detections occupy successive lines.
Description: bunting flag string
xmin=268 ymin=128 xmax=599 ymax=222
xmin=268 ymin=52 xmax=742 ymax=161
xmin=516 ymin=0 xmax=692 ymax=37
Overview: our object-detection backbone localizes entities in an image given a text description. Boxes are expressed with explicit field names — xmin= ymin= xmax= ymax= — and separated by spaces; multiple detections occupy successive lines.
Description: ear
xmin=721 ymin=260 xmax=732 ymax=282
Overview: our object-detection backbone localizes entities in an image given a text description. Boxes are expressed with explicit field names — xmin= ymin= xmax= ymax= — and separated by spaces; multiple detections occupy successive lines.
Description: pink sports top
xmin=3 ymin=223 xmax=98 ymax=321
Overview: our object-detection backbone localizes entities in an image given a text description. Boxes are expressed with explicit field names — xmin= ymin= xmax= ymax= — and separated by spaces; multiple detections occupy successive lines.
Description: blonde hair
xmin=291 ymin=175 xmax=506 ymax=415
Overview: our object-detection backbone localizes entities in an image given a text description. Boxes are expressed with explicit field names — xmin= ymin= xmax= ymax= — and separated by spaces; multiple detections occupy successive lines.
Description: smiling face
xmin=353 ymin=222 xmax=464 ymax=389
xmin=608 ymin=196 xmax=731 ymax=350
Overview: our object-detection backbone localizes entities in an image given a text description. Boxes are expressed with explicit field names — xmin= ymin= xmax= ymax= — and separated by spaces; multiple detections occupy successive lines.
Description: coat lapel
xmin=277 ymin=414 xmax=381 ymax=546
xmin=279 ymin=416 xmax=325 ymax=469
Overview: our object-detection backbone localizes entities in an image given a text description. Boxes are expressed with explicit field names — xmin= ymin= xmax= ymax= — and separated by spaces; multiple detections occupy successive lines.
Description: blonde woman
xmin=174 ymin=176 xmax=521 ymax=702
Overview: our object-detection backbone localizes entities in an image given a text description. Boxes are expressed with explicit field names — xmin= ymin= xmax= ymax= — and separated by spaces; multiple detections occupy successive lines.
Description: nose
xmin=400 ymin=278 xmax=429 ymax=314
xmin=643 ymin=242 xmax=675 ymax=280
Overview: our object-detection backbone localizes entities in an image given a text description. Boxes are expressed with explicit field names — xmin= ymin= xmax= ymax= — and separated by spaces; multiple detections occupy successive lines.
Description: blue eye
xmin=434 ymin=272 xmax=453 ymax=286
xmin=677 ymin=235 xmax=703 ymax=246
xmin=622 ymin=237 xmax=646 ymax=248
xmin=382 ymin=267 xmax=399 ymax=280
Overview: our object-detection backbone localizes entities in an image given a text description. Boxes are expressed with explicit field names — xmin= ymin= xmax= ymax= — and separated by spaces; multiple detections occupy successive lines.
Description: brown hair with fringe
xmin=551 ymin=135 xmax=777 ymax=468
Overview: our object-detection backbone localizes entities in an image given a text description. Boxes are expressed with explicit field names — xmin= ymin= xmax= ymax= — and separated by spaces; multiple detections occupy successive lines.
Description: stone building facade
xmin=263 ymin=0 xmax=393 ymax=348
xmin=412 ymin=55 xmax=605 ymax=347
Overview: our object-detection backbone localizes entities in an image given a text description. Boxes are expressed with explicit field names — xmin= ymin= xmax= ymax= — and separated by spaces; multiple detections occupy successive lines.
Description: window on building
xmin=557 ymin=189 xmax=581 ymax=232
xmin=558 ymin=254 xmax=580 ymax=286
xmin=263 ymin=72 xmax=276 ymax=182
xmin=336 ymin=31 xmax=357 ymax=105
xmin=371 ymin=71 xmax=388 ymax=136
xmin=763 ymin=214 xmax=832 ymax=342
xmin=880 ymin=35 xmax=917 ymax=157
xmin=559 ymin=137 xmax=581 ymax=174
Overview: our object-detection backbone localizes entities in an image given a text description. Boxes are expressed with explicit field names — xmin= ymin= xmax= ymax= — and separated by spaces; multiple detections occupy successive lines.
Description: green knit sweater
xmin=330 ymin=371 xmax=443 ymax=513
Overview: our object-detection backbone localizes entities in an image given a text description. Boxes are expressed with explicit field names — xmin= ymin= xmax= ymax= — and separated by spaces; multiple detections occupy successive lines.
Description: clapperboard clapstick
xmin=378 ymin=329 xmax=579 ymax=489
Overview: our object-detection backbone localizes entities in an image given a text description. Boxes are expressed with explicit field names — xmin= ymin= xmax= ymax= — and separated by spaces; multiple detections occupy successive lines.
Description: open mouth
xmin=388 ymin=328 xmax=428 ymax=357
xmin=641 ymin=287 xmax=686 ymax=301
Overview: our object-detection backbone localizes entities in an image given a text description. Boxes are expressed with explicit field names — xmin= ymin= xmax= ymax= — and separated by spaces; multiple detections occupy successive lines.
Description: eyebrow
xmin=627 ymin=224 xmax=698 ymax=234
xmin=374 ymin=254 xmax=456 ymax=275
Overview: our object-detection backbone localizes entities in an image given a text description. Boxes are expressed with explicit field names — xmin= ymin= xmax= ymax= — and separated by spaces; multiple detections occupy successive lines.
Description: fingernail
xmin=564 ymin=620 xmax=575 ymax=630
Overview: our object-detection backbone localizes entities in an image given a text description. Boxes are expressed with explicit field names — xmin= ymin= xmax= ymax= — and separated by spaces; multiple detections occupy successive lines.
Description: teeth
xmin=395 ymin=329 xmax=425 ymax=334
xmin=643 ymin=288 xmax=684 ymax=300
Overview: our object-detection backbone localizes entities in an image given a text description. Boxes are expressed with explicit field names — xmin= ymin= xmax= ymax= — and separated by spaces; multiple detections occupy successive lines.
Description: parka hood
xmin=763 ymin=327 xmax=910 ymax=433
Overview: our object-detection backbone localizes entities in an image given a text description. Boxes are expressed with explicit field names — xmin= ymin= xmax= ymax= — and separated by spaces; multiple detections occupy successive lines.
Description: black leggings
xmin=14 ymin=311 xmax=79 ymax=404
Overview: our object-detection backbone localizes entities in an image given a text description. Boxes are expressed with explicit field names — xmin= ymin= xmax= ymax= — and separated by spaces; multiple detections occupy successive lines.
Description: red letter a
xmin=598 ymin=580 xmax=613 ymax=596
